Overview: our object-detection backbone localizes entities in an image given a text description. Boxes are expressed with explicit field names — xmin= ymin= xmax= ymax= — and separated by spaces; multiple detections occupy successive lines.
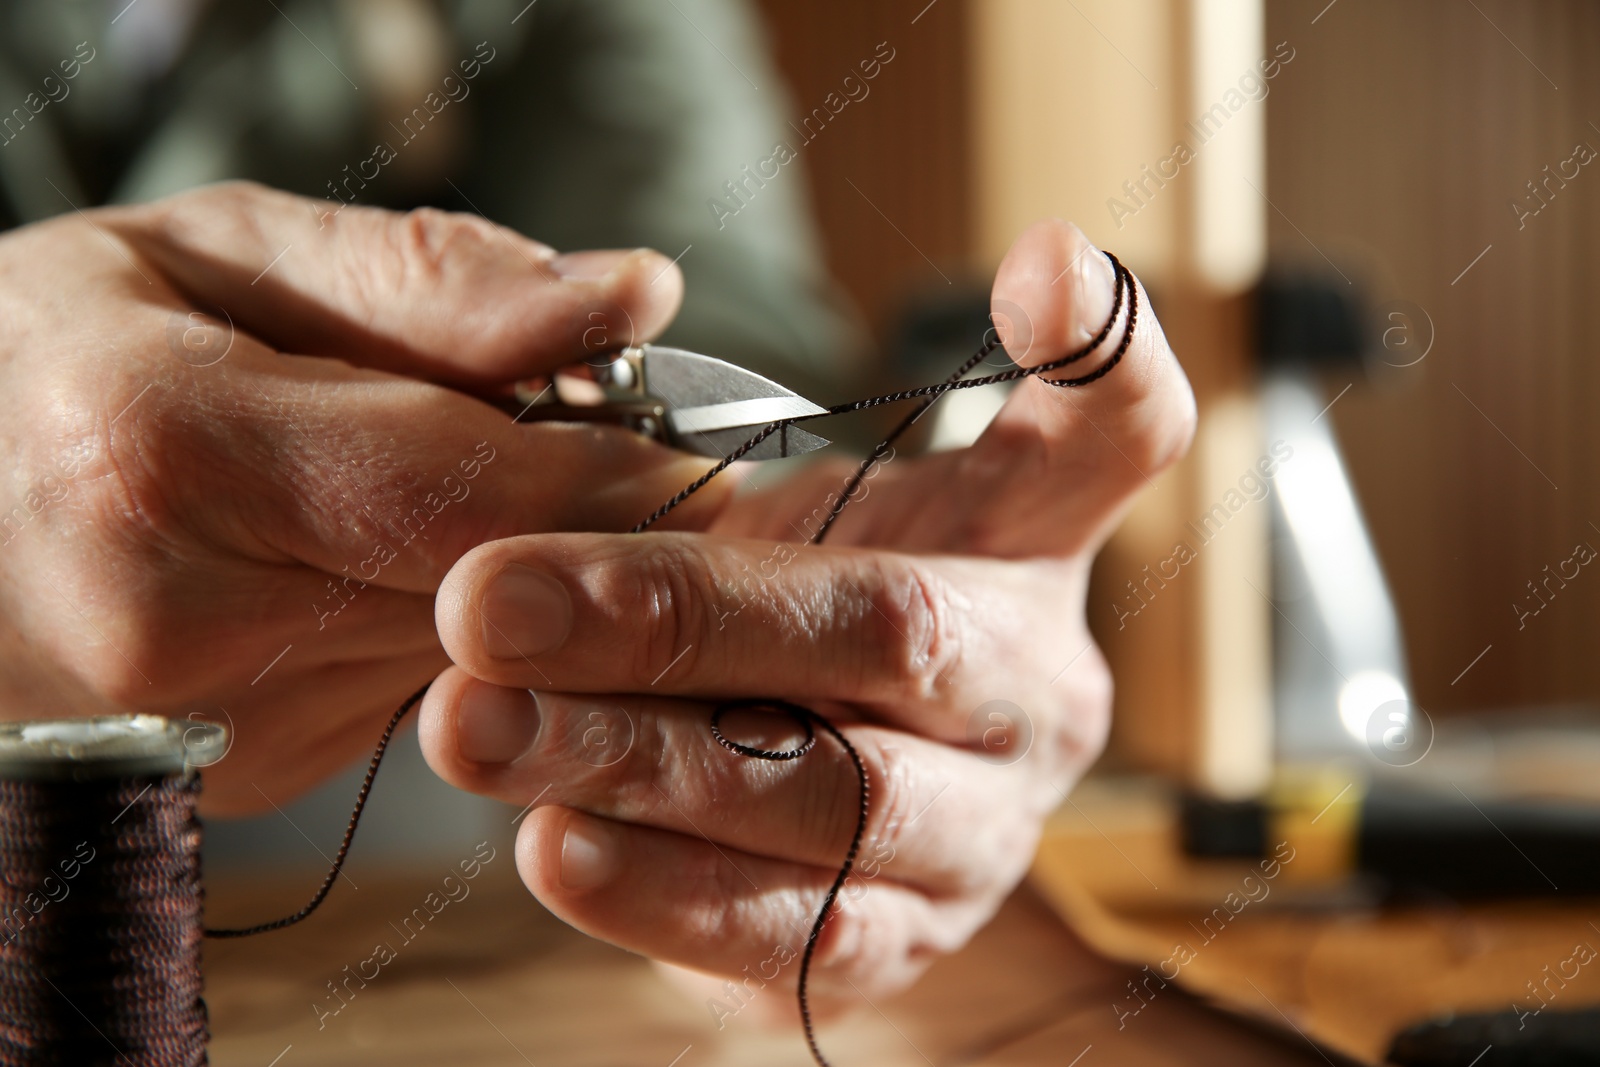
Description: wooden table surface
xmin=1031 ymin=777 xmax=1600 ymax=1065
xmin=204 ymin=859 xmax=1333 ymax=1067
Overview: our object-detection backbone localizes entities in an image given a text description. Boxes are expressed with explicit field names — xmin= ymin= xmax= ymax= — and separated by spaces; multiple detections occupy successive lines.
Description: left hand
xmin=418 ymin=219 xmax=1196 ymax=1016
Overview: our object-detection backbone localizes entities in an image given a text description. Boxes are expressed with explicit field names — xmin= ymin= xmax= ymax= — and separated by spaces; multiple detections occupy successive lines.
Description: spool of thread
xmin=0 ymin=715 xmax=226 ymax=1067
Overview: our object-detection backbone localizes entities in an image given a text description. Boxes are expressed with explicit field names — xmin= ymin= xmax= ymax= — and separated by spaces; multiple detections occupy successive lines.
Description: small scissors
xmin=491 ymin=345 xmax=831 ymax=461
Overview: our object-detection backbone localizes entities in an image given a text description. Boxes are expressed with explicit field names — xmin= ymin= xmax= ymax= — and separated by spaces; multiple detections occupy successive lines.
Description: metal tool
xmin=495 ymin=344 xmax=832 ymax=461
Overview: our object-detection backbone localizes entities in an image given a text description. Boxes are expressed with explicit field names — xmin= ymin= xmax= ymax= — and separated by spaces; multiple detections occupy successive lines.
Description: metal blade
xmin=638 ymin=345 xmax=826 ymax=413
xmin=687 ymin=423 xmax=832 ymax=461
xmin=669 ymin=396 xmax=823 ymax=435
xmin=636 ymin=345 xmax=830 ymax=460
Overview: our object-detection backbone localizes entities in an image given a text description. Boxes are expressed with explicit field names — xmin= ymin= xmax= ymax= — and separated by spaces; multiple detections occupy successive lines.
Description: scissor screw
xmin=602 ymin=358 xmax=636 ymax=390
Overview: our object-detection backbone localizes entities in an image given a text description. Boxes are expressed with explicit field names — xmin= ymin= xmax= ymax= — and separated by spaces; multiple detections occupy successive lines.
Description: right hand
xmin=0 ymin=181 xmax=726 ymax=813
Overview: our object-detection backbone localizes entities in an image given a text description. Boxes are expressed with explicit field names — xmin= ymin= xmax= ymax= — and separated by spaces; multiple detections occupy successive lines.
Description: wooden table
xmin=205 ymin=860 xmax=1332 ymax=1067
xmin=1031 ymin=777 xmax=1600 ymax=1065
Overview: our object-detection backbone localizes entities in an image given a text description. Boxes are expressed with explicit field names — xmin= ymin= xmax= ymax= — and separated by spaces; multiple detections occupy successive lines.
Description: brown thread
xmin=202 ymin=684 xmax=428 ymax=939
xmin=0 ymin=775 xmax=207 ymax=1065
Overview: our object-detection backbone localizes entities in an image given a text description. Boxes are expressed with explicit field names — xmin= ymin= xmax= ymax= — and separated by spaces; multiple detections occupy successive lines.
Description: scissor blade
xmin=669 ymin=396 xmax=822 ymax=435
xmin=691 ymin=423 xmax=831 ymax=461
xmin=640 ymin=346 xmax=825 ymax=413
xmin=638 ymin=346 xmax=830 ymax=459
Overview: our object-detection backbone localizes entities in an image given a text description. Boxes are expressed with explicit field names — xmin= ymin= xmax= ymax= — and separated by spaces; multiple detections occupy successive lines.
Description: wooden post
xmin=970 ymin=0 xmax=1273 ymax=797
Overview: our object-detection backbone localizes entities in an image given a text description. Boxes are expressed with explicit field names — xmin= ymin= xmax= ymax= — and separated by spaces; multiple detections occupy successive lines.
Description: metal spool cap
xmin=0 ymin=715 xmax=227 ymax=781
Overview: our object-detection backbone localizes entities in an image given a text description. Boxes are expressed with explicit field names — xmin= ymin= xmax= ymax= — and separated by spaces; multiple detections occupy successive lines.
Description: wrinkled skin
xmin=0 ymin=181 xmax=723 ymax=813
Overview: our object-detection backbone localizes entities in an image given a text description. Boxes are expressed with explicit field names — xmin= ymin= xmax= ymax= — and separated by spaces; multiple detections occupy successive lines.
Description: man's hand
xmin=418 ymin=220 xmax=1196 ymax=1014
xmin=0 ymin=181 xmax=725 ymax=813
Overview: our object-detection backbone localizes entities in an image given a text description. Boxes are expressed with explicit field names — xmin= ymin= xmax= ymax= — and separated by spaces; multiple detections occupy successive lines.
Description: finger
xmin=792 ymin=219 xmax=1196 ymax=558
xmin=107 ymin=181 xmax=684 ymax=385
xmin=990 ymin=219 xmax=1194 ymax=484
xmin=514 ymin=806 xmax=990 ymax=1003
xmin=125 ymin=326 xmax=731 ymax=594
xmin=433 ymin=532 xmax=1080 ymax=735
xmin=966 ymin=220 xmax=1195 ymax=553
xmin=417 ymin=674 xmax=1050 ymax=895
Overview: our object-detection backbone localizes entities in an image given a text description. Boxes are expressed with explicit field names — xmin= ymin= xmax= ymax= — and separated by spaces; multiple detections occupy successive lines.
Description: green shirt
xmin=0 ymin=0 xmax=867 ymax=399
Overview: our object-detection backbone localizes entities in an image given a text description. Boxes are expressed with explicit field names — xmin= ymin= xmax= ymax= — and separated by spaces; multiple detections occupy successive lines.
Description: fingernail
xmin=480 ymin=564 xmax=572 ymax=660
xmin=1074 ymin=239 xmax=1118 ymax=344
xmin=457 ymin=685 xmax=540 ymax=765
xmin=550 ymin=249 xmax=633 ymax=283
xmin=560 ymin=812 xmax=618 ymax=891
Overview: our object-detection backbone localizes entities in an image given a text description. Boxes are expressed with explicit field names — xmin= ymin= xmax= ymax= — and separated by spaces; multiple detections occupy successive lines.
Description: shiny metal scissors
xmin=494 ymin=345 xmax=831 ymax=461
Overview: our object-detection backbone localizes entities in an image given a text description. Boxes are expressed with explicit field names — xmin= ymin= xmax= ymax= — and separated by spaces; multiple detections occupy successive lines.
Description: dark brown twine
xmin=12 ymin=253 xmax=1133 ymax=1067
xmin=0 ymin=775 xmax=208 ymax=1066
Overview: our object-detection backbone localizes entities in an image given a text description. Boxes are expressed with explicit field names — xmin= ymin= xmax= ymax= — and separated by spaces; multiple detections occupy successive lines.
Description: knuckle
xmin=533 ymin=695 xmax=645 ymax=786
xmin=810 ymin=898 xmax=889 ymax=981
xmin=35 ymin=391 xmax=228 ymax=708
xmin=1040 ymin=643 xmax=1113 ymax=795
xmin=1076 ymin=643 xmax=1115 ymax=718
xmin=627 ymin=541 xmax=714 ymax=687
xmin=1132 ymin=378 xmax=1198 ymax=476
xmin=386 ymin=206 xmax=496 ymax=285
xmin=137 ymin=181 xmax=272 ymax=268
xmin=91 ymin=393 xmax=203 ymax=559
xmin=676 ymin=848 xmax=763 ymax=949
xmin=195 ymin=179 xmax=279 ymax=218
xmin=847 ymin=733 xmax=918 ymax=866
xmin=808 ymin=891 xmax=956 ymax=997
xmin=4 ymin=366 xmax=190 ymax=707
xmin=860 ymin=557 xmax=966 ymax=701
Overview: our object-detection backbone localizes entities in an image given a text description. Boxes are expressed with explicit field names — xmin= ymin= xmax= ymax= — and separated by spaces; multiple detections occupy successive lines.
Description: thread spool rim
xmin=0 ymin=715 xmax=226 ymax=780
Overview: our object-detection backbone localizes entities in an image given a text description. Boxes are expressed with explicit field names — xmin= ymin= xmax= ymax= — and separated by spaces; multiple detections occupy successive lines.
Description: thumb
xmin=800 ymin=220 xmax=1195 ymax=559
xmin=975 ymin=219 xmax=1196 ymax=552
xmin=107 ymin=181 xmax=682 ymax=386
xmin=988 ymin=218 xmax=1191 ymax=462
